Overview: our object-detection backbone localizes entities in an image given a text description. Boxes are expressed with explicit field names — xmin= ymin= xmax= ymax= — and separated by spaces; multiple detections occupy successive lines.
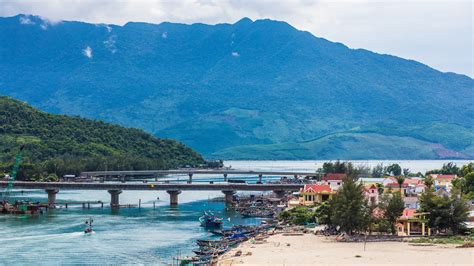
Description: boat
xmin=84 ymin=217 xmax=94 ymax=235
xmin=192 ymin=246 xmax=228 ymax=256
xmin=199 ymin=211 xmax=223 ymax=227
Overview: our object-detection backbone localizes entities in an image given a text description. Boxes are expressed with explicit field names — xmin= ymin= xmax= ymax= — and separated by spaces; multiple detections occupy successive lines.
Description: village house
xmin=299 ymin=184 xmax=334 ymax=206
xmin=430 ymin=174 xmax=455 ymax=193
xmin=322 ymin=173 xmax=345 ymax=190
xmin=396 ymin=208 xmax=431 ymax=236
xmin=363 ymin=184 xmax=379 ymax=205
xmin=358 ymin=177 xmax=395 ymax=187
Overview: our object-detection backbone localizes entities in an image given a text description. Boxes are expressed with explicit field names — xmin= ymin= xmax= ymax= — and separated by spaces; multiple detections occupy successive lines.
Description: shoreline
xmin=217 ymin=233 xmax=473 ymax=265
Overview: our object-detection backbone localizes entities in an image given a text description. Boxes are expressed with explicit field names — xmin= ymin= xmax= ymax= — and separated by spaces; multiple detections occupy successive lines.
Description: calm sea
xmin=0 ymin=160 xmax=470 ymax=264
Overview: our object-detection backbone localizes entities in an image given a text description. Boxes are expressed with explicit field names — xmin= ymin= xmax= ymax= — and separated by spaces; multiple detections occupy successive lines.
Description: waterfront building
xmin=396 ymin=208 xmax=431 ymax=236
xmin=299 ymin=184 xmax=334 ymax=206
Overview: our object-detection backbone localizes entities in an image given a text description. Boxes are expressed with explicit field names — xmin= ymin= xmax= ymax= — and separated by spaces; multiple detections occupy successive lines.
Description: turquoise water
xmin=0 ymin=160 xmax=470 ymax=264
xmin=0 ymin=190 xmax=262 ymax=264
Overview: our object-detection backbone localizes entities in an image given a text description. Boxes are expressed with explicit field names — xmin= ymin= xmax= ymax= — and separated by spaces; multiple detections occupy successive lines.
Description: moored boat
xmin=199 ymin=211 xmax=223 ymax=227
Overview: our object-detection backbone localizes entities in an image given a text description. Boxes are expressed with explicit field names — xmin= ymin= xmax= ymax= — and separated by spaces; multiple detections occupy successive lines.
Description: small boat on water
xmin=84 ymin=217 xmax=94 ymax=235
xmin=199 ymin=211 xmax=223 ymax=227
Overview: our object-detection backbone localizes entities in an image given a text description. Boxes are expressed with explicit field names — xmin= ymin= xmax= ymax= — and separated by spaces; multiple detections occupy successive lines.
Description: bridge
xmin=80 ymin=169 xmax=317 ymax=183
xmin=0 ymin=181 xmax=303 ymax=207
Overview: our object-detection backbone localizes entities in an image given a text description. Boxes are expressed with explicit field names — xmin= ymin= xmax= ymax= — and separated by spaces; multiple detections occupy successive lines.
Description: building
xmin=396 ymin=208 xmax=431 ymax=236
xmin=322 ymin=173 xmax=345 ymax=191
xmin=403 ymin=196 xmax=420 ymax=209
xmin=299 ymin=184 xmax=334 ymax=206
xmin=430 ymin=174 xmax=456 ymax=193
xmin=363 ymin=184 xmax=379 ymax=205
xmin=358 ymin=177 xmax=396 ymax=187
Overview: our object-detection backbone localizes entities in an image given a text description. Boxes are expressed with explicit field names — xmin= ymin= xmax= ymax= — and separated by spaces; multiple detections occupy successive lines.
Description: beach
xmin=218 ymin=233 xmax=473 ymax=265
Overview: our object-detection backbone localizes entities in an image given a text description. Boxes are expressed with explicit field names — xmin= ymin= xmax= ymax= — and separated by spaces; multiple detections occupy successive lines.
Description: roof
xmin=322 ymin=173 xmax=346 ymax=181
xmin=364 ymin=184 xmax=378 ymax=192
xmin=302 ymin=184 xmax=332 ymax=193
xmin=386 ymin=182 xmax=408 ymax=188
xmin=400 ymin=208 xmax=416 ymax=219
xmin=429 ymin=174 xmax=456 ymax=181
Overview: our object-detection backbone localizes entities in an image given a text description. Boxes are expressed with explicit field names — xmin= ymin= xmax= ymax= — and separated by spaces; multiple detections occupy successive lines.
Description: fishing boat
xmin=199 ymin=211 xmax=223 ymax=227
xmin=84 ymin=217 xmax=94 ymax=235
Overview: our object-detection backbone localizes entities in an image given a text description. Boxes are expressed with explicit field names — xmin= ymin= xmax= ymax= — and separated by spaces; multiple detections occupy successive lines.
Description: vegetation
xmin=279 ymin=206 xmax=316 ymax=225
xmin=1 ymin=15 xmax=472 ymax=159
xmin=330 ymin=177 xmax=370 ymax=234
xmin=409 ymin=234 xmax=474 ymax=245
xmin=0 ymin=96 xmax=206 ymax=180
xmin=379 ymin=193 xmax=405 ymax=234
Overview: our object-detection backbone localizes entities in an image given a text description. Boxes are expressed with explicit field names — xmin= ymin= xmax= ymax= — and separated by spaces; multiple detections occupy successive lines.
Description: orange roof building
xmin=299 ymin=184 xmax=334 ymax=206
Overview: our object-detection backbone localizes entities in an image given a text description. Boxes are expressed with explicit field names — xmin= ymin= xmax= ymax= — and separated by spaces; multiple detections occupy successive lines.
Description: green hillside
xmin=0 ymin=96 xmax=205 ymax=180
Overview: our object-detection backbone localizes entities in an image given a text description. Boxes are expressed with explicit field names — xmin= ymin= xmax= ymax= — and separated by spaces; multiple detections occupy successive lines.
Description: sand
xmin=218 ymin=234 xmax=473 ymax=265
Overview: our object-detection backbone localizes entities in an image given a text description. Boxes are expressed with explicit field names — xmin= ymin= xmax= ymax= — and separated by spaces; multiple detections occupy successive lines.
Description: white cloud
xmin=1 ymin=0 xmax=472 ymax=76
xmin=231 ymin=51 xmax=240 ymax=57
xmin=82 ymin=46 xmax=93 ymax=58
xmin=103 ymin=35 xmax=117 ymax=53
xmin=161 ymin=32 xmax=167 ymax=39
xmin=19 ymin=15 xmax=34 ymax=25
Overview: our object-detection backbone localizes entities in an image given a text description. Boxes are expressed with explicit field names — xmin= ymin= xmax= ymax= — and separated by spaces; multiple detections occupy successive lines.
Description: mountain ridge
xmin=1 ymin=14 xmax=472 ymax=159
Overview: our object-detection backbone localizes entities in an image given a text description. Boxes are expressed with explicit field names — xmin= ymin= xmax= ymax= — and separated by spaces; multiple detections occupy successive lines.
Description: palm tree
xmin=395 ymin=176 xmax=405 ymax=195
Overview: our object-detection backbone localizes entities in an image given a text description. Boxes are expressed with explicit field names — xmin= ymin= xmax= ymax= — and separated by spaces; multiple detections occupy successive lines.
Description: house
xmin=403 ymin=196 xmax=420 ymax=209
xmin=396 ymin=208 xmax=431 ymax=236
xmin=430 ymin=174 xmax=456 ymax=193
xmin=384 ymin=182 xmax=408 ymax=196
xmin=322 ymin=173 xmax=345 ymax=191
xmin=299 ymin=184 xmax=334 ymax=206
xmin=363 ymin=184 xmax=379 ymax=205
xmin=358 ymin=177 xmax=395 ymax=187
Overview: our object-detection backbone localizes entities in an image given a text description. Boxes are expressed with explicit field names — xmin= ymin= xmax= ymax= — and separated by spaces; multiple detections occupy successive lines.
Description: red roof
xmin=386 ymin=182 xmax=408 ymax=188
xmin=364 ymin=184 xmax=378 ymax=192
xmin=400 ymin=208 xmax=416 ymax=219
xmin=302 ymin=184 xmax=332 ymax=193
xmin=429 ymin=174 xmax=456 ymax=181
xmin=322 ymin=173 xmax=346 ymax=181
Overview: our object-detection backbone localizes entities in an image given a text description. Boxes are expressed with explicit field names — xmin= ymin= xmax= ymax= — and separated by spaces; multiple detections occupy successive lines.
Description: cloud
xmin=103 ymin=35 xmax=117 ymax=53
xmin=231 ymin=51 xmax=240 ymax=57
xmin=19 ymin=15 xmax=34 ymax=25
xmin=1 ymin=0 xmax=472 ymax=76
xmin=82 ymin=46 xmax=93 ymax=58
xmin=161 ymin=32 xmax=167 ymax=39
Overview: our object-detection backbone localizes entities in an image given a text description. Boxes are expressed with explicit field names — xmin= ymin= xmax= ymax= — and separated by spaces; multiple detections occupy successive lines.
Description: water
xmin=0 ymin=160 xmax=471 ymax=264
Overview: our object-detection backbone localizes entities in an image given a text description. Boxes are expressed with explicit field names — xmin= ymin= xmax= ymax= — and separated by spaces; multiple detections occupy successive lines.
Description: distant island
xmin=0 ymin=96 xmax=205 ymax=180
xmin=0 ymin=14 xmax=473 ymax=159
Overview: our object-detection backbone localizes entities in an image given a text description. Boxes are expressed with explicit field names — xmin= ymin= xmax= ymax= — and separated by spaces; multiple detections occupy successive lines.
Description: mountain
xmin=0 ymin=96 xmax=204 ymax=179
xmin=0 ymin=14 xmax=472 ymax=159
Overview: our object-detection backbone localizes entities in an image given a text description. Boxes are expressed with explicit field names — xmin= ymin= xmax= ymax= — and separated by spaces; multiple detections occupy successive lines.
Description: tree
xmin=396 ymin=176 xmax=405 ymax=190
xmin=426 ymin=162 xmax=459 ymax=175
xmin=315 ymin=201 xmax=332 ymax=225
xmin=459 ymin=162 xmax=474 ymax=177
xmin=449 ymin=189 xmax=469 ymax=234
xmin=379 ymin=193 xmax=405 ymax=234
xmin=403 ymin=168 xmax=410 ymax=177
xmin=371 ymin=163 xmax=385 ymax=178
xmin=331 ymin=178 xmax=370 ymax=234
xmin=387 ymin=164 xmax=402 ymax=176
xmin=463 ymin=172 xmax=474 ymax=198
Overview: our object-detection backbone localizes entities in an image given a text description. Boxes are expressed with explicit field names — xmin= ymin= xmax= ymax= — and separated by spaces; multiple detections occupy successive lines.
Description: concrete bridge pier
xmin=273 ymin=190 xmax=286 ymax=198
xmin=188 ymin=173 xmax=193 ymax=184
xmin=258 ymin=174 xmax=263 ymax=183
xmin=108 ymin=189 xmax=122 ymax=208
xmin=45 ymin=189 xmax=59 ymax=207
xmin=167 ymin=190 xmax=181 ymax=206
xmin=223 ymin=173 xmax=228 ymax=182
xmin=222 ymin=190 xmax=235 ymax=204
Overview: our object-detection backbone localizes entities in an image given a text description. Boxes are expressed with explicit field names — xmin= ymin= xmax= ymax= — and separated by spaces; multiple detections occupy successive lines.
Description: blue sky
xmin=1 ymin=0 xmax=472 ymax=77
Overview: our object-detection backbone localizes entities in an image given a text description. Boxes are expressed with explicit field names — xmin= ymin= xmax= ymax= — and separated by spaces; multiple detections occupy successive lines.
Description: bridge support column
xmin=273 ymin=190 xmax=286 ymax=199
xmin=258 ymin=174 xmax=263 ymax=183
xmin=45 ymin=189 xmax=59 ymax=207
xmin=188 ymin=173 xmax=193 ymax=184
xmin=223 ymin=173 xmax=228 ymax=182
xmin=222 ymin=190 xmax=235 ymax=204
xmin=167 ymin=190 xmax=181 ymax=206
xmin=108 ymin=189 xmax=122 ymax=208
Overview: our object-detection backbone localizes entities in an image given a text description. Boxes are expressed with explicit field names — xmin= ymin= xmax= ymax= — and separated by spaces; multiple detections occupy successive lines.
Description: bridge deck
xmin=0 ymin=181 xmax=303 ymax=191
xmin=80 ymin=169 xmax=316 ymax=177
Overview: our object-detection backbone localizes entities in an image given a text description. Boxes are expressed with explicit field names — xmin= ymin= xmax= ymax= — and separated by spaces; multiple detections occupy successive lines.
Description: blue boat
xmin=199 ymin=211 xmax=223 ymax=227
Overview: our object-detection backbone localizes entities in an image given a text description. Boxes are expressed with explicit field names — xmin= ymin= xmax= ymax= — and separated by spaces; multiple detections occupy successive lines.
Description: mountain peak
xmin=234 ymin=17 xmax=253 ymax=25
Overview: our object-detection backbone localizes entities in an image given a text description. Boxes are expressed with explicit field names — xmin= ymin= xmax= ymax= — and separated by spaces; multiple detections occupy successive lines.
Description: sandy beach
xmin=218 ymin=234 xmax=473 ymax=265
